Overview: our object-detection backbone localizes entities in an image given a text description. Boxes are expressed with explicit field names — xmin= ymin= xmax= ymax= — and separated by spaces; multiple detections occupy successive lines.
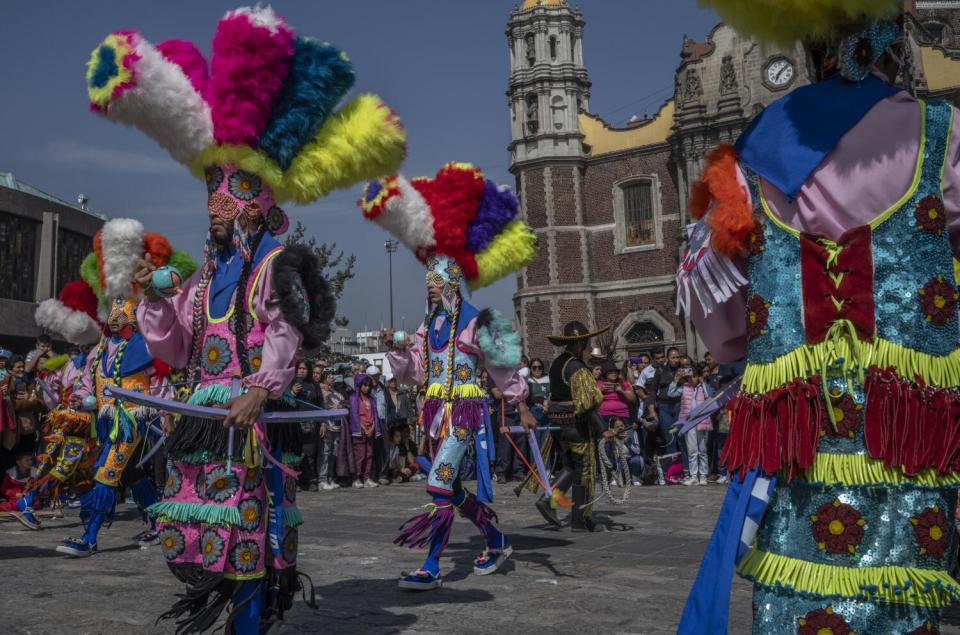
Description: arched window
xmin=549 ymin=35 xmax=558 ymax=60
xmin=525 ymin=34 xmax=536 ymax=67
xmin=621 ymin=180 xmax=655 ymax=247
xmin=625 ymin=321 xmax=664 ymax=346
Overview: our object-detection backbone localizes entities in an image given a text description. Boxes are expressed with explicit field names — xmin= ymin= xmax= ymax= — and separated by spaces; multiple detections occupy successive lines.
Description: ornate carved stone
xmin=720 ymin=55 xmax=737 ymax=94
xmin=683 ymin=67 xmax=703 ymax=102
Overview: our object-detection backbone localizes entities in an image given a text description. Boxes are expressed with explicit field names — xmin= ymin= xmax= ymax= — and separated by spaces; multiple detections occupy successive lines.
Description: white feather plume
xmin=101 ymin=218 xmax=145 ymax=301
xmin=377 ymin=175 xmax=436 ymax=254
xmin=105 ymin=35 xmax=214 ymax=166
xmin=224 ymin=5 xmax=286 ymax=34
xmin=35 ymin=299 xmax=101 ymax=345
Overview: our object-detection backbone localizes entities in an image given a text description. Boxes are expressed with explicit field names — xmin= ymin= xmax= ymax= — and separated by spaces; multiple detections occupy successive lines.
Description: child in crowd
xmin=387 ymin=425 xmax=423 ymax=483
xmin=349 ymin=374 xmax=381 ymax=488
xmin=673 ymin=363 xmax=713 ymax=486
xmin=2 ymin=452 xmax=38 ymax=528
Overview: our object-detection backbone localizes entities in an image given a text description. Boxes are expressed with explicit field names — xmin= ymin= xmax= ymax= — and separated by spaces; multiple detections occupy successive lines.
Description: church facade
xmin=507 ymin=0 xmax=960 ymax=362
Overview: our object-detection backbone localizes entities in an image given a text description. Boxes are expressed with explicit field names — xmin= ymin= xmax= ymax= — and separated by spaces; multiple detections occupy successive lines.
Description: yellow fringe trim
xmin=425 ymin=382 xmax=486 ymax=400
xmin=800 ymin=452 xmax=960 ymax=488
xmin=739 ymin=549 xmax=960 ymax=608
xmin=743 ymin=338 xmax=960 ymax=394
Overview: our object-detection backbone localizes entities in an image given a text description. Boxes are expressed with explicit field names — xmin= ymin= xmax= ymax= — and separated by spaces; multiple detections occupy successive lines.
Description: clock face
xmin=766 ymin=59 xmax=794 ymax=87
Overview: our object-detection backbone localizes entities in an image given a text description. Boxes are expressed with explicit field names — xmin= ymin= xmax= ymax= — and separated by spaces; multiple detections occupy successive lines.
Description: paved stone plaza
xmin=2 ymin=482 xmax=960 ymax=634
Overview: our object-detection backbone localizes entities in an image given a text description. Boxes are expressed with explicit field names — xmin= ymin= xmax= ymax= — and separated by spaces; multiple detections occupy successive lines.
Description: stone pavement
xmin=2 ymin=482 xmax=959 ymax=634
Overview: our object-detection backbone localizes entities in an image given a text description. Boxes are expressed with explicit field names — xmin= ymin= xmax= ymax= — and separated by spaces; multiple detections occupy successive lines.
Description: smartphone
xmin=680 ymin=367 xmax=694 ymax=377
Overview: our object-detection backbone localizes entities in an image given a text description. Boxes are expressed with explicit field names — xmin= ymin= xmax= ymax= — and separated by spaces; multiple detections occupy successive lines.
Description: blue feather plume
xmin=258 ymin=37 xmax=356 ymax=170
xmin=465 ymin=180 xmax=518 ymax=254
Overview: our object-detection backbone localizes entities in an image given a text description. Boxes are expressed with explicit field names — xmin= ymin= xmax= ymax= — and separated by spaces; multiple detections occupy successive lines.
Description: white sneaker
xmin=364 ymin=479 xmax=379 ymax=488
xmin=410 ymin=474 xmax=423 ymax=482
xmin=632 ymin=480 xmax=641 ymax=486
xmin=609 ymin=478 xmax=618 ymax=487
xmin=698 ymin=477 xmax=708 ymax=486
xmin=682 ymin=476 xmax=698 ymax=486
xmin=657 ymin=478 xmax=666 ymax=486
xmin=718 ymin=475 xmax=729 ymax=484
xmin=352 ymin=480 xmax=364 ymax=489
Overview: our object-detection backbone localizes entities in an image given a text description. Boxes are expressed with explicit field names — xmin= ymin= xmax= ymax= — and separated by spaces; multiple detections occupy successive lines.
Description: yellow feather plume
xmin=470 ymin=220 xmax=538 ymax=290
xmin=700 ymin=0 xmax=901 ymax=45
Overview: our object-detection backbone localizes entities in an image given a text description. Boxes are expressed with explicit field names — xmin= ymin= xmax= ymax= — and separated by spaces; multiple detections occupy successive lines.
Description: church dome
xmin=520 ymin=0 xmax=566 ymax=11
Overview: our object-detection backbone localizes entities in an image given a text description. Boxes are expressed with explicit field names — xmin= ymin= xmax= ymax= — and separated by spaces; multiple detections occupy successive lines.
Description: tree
xmin=284 ymin=220 xmax=356 ymax=301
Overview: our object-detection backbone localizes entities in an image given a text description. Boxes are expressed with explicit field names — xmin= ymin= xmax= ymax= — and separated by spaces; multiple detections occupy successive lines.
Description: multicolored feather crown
xmin=86 ymin=5 xmax=406 ymax=221
xmin=35 ymin=277 xmax=103 ymax=345
xmin=700 ymin=0 xmax=901 ymax=45
xmin=359 ymin=162 xmax=537 ymax=291
xmin=78 ymin=218 xmax=197 ymax=321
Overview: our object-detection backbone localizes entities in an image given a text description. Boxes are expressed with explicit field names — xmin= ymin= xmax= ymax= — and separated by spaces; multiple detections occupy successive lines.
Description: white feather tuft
xmin=377 ymin=175 xmax=436 ymax=253
xmin=105 ymin=35 xmax=214 ymax=166
xmin=101 ymin=218 xmax=145 ymax=301
xmin=35 ymin=299 xmax=101 ymax=345
xmin=224 ymin=5 xmax=286 ymax=34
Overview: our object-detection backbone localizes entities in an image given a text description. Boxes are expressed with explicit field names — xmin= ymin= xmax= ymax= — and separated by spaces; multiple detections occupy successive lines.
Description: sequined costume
xmin=678 ymin=5 xmax=960 ymax=632
xmin=86 ymin=6 xmax=406 ymax=629
xmin=360 ymin=162 xmax=537 ymax=590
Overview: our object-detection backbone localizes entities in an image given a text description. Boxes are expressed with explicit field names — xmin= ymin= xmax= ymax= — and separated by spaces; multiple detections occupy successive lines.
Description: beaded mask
xmin=838 ymin=18 xmax=902 ymax=82
xmin=426 ymin=254 xmax=470 ymax=314
xmin=107 ymin=295 xmax=138 ymax=338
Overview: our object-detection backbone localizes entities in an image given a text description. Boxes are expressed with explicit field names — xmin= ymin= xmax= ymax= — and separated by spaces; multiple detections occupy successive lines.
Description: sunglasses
xmin=531 ymin=365 xmax=543 ymax=370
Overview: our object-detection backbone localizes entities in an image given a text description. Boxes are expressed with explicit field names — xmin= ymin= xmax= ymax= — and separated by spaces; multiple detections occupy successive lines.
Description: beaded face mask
xmin=838 ymin=18 xmax=901 ymax=82
xmin=107 ymin=295 xmax=138 ymax=337
xmin=425 ymin=254 xmax=470 ymax=313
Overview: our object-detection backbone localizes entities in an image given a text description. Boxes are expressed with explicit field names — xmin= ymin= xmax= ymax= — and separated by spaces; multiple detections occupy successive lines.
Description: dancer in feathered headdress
xmin=678 ymin=2 xmax=960 ymax=632
xmin=10 ymin=271 xmax=104 ymax=530
xmin=360 ymin=162 xmax=538 ymax=590
xmin=45 ymin=219 xmax=195 ymax=558
xmin=86 ymin=6 xmax=406 ymax=630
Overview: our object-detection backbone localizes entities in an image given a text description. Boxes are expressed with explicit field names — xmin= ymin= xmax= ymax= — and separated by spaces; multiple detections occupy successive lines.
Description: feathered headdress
xmin=86 ymin=6 xmax=406 ymax=259
xmin=699 ymin=0 xmax=901 ymax=45
xmin=78 ymin=218 xmax=197 ymax=321
xmin=359 ymin=163 xmax=537 ymax=293
xmin=35 ymin=278 xmax=102 ymax=345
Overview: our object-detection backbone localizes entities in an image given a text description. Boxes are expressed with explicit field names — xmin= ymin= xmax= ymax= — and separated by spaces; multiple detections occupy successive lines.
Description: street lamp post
xmin=385 ymin=239 xmax=398 ymax=329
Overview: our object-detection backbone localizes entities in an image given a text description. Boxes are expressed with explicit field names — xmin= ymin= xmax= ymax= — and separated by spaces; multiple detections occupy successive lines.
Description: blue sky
xmin=2 ymin=1 xmax=718 ymax=332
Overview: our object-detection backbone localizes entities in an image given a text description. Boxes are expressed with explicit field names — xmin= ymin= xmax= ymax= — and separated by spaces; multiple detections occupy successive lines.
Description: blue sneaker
xmin=10 ymin=510 xmax=41 ymax=530
xmin=56 ymin=539 xmax=97 ymax=557
xmin=397 ymin=569 xmax=443 ymax=591
xmin=473 ymin=543 xmax=513 ymax=576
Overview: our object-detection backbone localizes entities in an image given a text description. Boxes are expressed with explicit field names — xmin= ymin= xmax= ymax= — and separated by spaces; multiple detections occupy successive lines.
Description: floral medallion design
xmin=284 ymin=476 xmax=297 ymax=503
xmin=453 ymin=426 xmax=470 ymax=441
xmin=918 ymin=275 xmax=958 ymax=325
xmin=200 ymin=528 xmax=226 ymax=568
xmin=910 ymin=505 xmax=949 ymax=558
xmin=229 ymin=539 xmax=261 ymax=574
xmin=112 ymin=450 xmax=127 ymax=466
xmin=283 ymin=528 xmax=299 ymax=563
xmin=204 ymin=466 xmax=240 ymax=504
xmin=431 ymin=359 xmax=444 ymax=378
xmin=159 ymin=526 xmax=186 ymax=561
xmin=246 ymin=344 xmax=263 ymax=373
xmin=796 ymin=606 xmax=855 ymax=635
xmin=434 ymin=462 xmax=456 ymax=484
xmin=100 ymin=466 xmax=119 ymax=484
xmin=266 ymin=205 xmax=287 ymax=235
xmin=201 ymin=335 xmax=232 ymax=376
xmin=238 ymin=498 xmax=262 ymax=532
xmin=445 ymin=260 xmax=463 ymax=282
xmin=810 ymin=499 xmax=865 ymax=555
xmin=823 ymin=388 xmax=862 ymax=439
xmin=228 ymin=170 xmax=262 ymax=201
xmin=746 ymin=294 xmax=770 ymax=339
xmin=205 ymin=166 xmax=224 ymax=194
xmin=243 ymin=466 xmax=263 ymax=492
xmin=915 ymin=195 xmax=946 ymax=235
xmin=454 ymin=363 xmax=474 ymax=384
xmin=163 ymin=464 xmax=183 ymax=498
xmin=748 ymin=222 xmax=766 ymax=256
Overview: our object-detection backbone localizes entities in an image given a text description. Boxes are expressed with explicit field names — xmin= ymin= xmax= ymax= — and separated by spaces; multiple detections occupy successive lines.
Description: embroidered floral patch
xmin=163 ymin=464 xmax=183 ymax=498
xmin=915 ymin=195 xmax=946 ymax=235
xmin=746 ymin=294 xmax=770 ymax=339
xmin=204 ymin=466 xmax=239 ymax=504
xmin=284 ymin=476 xmax=298 ymax=504
xmin=453 ymin=426 xmax=470 ymax=441
xmin=242 ymin=466 xmax=262 ymax=492
xmin=823 ymin=388 xmax=862 ymax=439
xmin=229 ymin=539 xmax=261 ymax=573
xmin=283 ymin=528 xmax=299 ymax=562
xmin=910 ymin=505 xmax=949 ymax=558
xmin=918 ymin=275 xmax=958 ymax=325
xmin=238 ymin=498 xmax=262 ymax=532
xmin=431 ymin=359 xmax=444 ymax=378
xmin=228 ymin=170 xmax=262 ymax=201
xmin=200 ymin=528 xmax=226 ymax=568
xmin=247 ymin=344 xmax=263 ymax=373
xmin=265 ymin=205 xmax=288 ymax=235
xmin=797 ymin=605 xmax=854 ymax=635
xmin=454 ymin=363 xmax=474 ymax=384
xmin=445 ymin=260 xmax=463 ymax=282
xmin=201 ymin=335 xmax=232 ymax=376
xmin=810 ymin=499 xmax=865 ymax=555
xmin=434 ymin=462 xmax=455 ymax=484
xmin=205 ymin=166 xmax=224 ymax=194
xmin=159 ymin=526 xmax=186 ymax=561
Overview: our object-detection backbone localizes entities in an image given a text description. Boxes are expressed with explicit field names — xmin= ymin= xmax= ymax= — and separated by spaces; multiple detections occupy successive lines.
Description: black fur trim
xmin=269 ymin=245 xmax=335 ymax=350
xmin=476 ymin=308 xmax=494 ymax=330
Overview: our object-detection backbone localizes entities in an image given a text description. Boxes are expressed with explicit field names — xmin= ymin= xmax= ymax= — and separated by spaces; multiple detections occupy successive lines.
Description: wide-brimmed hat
xmin=546 ymin=321 xmax=610 ymax=346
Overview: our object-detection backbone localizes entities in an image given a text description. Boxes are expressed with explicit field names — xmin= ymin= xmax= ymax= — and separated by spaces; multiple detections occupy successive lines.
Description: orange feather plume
xmin=690 ymin=144 xmax=755 ymax=258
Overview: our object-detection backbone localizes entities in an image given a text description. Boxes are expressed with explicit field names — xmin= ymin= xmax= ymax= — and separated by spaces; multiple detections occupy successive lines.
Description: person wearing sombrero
xmin=536 ymin=321 xmax=608 ymax=532
xmin=678 ymin=1 xmax=960 ymax=632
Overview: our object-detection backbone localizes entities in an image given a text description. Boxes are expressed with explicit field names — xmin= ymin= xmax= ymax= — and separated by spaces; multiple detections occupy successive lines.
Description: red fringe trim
xmin=864 ymin=366 xmax=960 ymax=476
xmin=722 ymin=377 xmax=823 ymax=480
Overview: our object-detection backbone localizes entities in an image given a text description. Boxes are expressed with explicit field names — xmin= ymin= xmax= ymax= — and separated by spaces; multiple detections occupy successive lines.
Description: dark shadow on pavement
xmin=0 ymin=545 xmax=66 ymax=560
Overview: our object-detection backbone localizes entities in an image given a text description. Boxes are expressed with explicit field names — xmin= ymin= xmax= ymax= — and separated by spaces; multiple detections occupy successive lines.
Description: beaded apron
xmin=729 ymin=100 xmax=960 ymax=633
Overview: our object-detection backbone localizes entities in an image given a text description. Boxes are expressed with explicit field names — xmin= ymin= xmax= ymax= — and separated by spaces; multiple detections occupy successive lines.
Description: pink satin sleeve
xmin=944 ymin=108 xmax=960 ymax=258
xmin=136 ymin=272 xmax=199 ymax=369
xmin=241 ymin=258 xmax=301 ymax=399
xmin=387 ymin=325 xmax=426 ymax=387
xmin=458 ymin=318 xmax=529 ymax=404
